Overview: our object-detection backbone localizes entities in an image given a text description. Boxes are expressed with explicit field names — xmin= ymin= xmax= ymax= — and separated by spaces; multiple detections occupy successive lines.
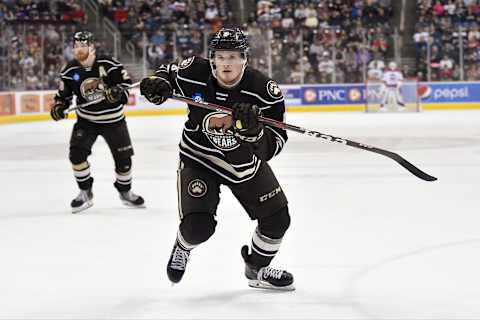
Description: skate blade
xmin=121 ymin=200 xmax=146 ymax=208
xmin=71 ymin=201 xmax=93 ymax=214
xmin=248 ymin=279 xmax=295 ymax=291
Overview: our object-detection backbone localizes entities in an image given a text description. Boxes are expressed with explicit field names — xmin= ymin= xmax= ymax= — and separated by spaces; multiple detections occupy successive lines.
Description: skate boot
xmin=167 ymin=241 xmax=190 ymax=284
xmin=71 ymin=188 xmax=93 ymax=213
xmin=119 ymin=190 xmax=145 ymax=208
xmin=241 ymin=245 xmax=294 ymax=291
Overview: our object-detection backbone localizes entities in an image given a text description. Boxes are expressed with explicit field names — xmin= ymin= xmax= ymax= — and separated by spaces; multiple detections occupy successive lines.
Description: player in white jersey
xmin=380 ymin=61 xmax=406 ymax=111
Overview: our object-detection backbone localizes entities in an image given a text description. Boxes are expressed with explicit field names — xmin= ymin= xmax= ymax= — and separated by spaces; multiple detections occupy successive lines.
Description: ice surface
xmin=1 ymin=110 xmax=479 ymax=319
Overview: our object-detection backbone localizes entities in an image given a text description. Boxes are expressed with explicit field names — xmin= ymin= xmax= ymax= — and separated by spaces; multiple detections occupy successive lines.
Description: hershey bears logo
xmin=187 ymin=179 xmax=207 ymax=198
xmin=266 ymin=80 xmax=282 ymax=99
xmin=202 ymin=112 xmax=239 ymax=151
xmin=179 ymin=56 xmax=195 ymax=69
xmin=80 ymin=78 xmax=105 ymax=102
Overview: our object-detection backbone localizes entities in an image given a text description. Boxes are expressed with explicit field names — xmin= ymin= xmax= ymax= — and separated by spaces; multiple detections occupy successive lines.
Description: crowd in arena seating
xmin=247 ymin=0 xmax=394 ymax=84
xmin=9 ymin=0 xmax=479 ymax=90
xmin=100 ymin=0 xmax=233 ymax=69
xmin=0 ymin=0 xmax=87 ymax=90
xmin=414 ymin=0 xmax=480 ymax=81
xmin=102 ymin=0 xmax=393 ymax=84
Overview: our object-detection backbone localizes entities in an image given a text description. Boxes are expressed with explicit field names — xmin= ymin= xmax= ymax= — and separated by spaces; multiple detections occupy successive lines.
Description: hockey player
xmin=140 ymin=27 xmax=294 ymax=291
xmin=50 ymin=31 xmax=145 ymax=213
xmin=380 ymin=61 xmax=406 ymax=111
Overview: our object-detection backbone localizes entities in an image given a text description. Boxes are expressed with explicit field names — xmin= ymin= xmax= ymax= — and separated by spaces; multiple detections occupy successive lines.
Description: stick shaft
xmin=171 ymin=94 xmax=437 ymax=182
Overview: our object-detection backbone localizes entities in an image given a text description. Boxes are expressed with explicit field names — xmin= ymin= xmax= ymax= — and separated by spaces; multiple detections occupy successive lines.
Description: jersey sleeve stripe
xmin=240 ymin=90 xmax=284 ymax=105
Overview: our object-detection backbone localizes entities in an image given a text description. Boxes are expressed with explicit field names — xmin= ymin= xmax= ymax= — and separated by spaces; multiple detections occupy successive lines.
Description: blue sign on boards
xmin=282 ymin=82 xmax=480 ymax=106
xmin=301 ymin=85 xmax=365 ymax=105
xmin=418 ymin=82 xmax=477 ymax=103
xmin=281 ymin=87 xmax=301 ymax=100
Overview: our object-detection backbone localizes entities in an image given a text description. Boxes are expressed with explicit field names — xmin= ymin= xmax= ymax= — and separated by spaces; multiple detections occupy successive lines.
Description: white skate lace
xmin=75 ymin=190 xmax=89 ymax=202
xmin=260 ymin=267 xmax=283 ymax=280
xmin=170 ymin=246 xmax=189 ymax=270
xmin=122 ymin=191 xmax=138 ymax=201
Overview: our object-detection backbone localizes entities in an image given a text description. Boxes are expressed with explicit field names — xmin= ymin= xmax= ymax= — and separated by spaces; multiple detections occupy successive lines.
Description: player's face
xmin=214 ymin=51 xmax=246 ymax=86
xmin=73 ymin=41 xmax=90 ymax=62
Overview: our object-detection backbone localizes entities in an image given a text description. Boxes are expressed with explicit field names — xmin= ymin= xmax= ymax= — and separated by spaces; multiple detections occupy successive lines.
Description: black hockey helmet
xmin=74 ymin=31 xmax=94 ymax=46
xmin=208 ymin=27 xmax=249 ymax=80
xmin=208 ymin=27 xmax=249 ymax=52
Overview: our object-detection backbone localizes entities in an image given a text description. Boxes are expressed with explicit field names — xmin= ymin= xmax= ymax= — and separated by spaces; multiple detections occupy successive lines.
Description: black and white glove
xmin=50 ymin=101 xmax=69 ymax=121
xmin=104 ymin=84 xmax=126 ymax=104
xmin=232 ymin=103 xmax=264 ymax=143
xmin=140 ymin=76 xmax=172 ymax=105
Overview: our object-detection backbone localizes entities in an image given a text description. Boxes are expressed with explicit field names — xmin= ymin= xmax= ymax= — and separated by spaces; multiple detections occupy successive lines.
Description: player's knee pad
xmin=69 ymin=147 xmax=89 ymax=165
xmin=257 ymin=206 xmax=290 ymax=239
xmin=114 ymin=157 xmax=132 ymax=174
xmin=179 ymin=213 xmax=217 ymax=245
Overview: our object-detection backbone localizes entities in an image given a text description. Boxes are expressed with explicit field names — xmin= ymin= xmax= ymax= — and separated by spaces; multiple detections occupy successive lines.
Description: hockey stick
xmin=170 ymin=93 xmax=437 ymax=182
xmin=64 ymin=81 xmax=141 ymax=114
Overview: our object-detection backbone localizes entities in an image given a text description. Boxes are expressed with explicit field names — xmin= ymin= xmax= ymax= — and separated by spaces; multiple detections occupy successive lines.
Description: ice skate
xmin=241 ymin=245 xmax=294 ymax=291
xmin=71 ymin=188 xmax=93 ymax=213
xmin=119 ymin=190 xmax=145 ymax=208
xmin=167 ymin=241 xmax=190 ymax=284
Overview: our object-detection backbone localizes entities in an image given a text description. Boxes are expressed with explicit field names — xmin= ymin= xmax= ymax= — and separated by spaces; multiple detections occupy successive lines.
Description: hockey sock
xmin=114 ymin=168 xmax=132 ymax=192
xmin=73 ymin=161 xmax=93 ymax=190
xmin=176 ymin=229 xmax=198 ymax=251
xmin=249 ymin=227 xmax=282 ymax=267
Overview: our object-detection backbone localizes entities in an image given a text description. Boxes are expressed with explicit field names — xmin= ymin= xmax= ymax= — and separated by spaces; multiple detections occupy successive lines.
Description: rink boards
xmin=1 ymin=82 xmax=480 ymax=124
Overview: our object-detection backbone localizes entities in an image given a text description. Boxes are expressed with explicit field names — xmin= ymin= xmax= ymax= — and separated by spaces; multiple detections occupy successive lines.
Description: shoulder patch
xmin=179 ymin=56 xmax=195 ymax=69
xmin=266 ymin=80 xmax=282 ymax=99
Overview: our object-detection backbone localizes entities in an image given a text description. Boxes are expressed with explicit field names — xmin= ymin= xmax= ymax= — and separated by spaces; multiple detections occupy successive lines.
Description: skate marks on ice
xmin=342 ymin=238 xmax=480 ymax=319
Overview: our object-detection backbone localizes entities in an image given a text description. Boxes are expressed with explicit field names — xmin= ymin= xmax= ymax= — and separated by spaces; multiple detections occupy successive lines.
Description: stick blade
xmin=398 ymin=158 xmax=437 ymax=181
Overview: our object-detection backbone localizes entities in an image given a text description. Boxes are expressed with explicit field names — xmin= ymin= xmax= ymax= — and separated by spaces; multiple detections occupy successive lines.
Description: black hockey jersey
xmin=55 ymin=55 xmax=132 ymax=124
xmin=155 ymin=56 xmax=288 ymax=184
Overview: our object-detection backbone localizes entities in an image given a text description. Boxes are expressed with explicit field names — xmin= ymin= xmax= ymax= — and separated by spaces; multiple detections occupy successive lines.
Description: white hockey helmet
xmin=388 ymin=61 xmax=397 ymax=70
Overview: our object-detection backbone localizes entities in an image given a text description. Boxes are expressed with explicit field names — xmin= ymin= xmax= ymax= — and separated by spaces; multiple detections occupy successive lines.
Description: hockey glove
xmin=140 ymin=76 xmax=172 ymax=105
xmin=104 ymin=84 xmax=127 ymax=104
xmin=50 ymin=101 xmax=69 ymax=121
xmin=232 ymin=103 xmax=264 ymax=143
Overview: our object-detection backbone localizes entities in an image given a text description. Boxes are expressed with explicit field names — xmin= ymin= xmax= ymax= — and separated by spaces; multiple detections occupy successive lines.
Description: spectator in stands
xmin=439 ymin=54 xmax=455 ymax=80
xmin=318 ymin=51 xmax=334 ymax=83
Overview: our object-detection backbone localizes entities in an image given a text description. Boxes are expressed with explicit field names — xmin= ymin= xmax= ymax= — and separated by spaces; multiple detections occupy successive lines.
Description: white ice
xmin=1 ymin=110 xmax=480 ymax=319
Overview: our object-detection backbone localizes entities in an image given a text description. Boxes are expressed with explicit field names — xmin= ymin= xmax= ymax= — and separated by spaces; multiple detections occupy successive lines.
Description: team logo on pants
xmin=187 ymin=179 xmax=208 ymax=198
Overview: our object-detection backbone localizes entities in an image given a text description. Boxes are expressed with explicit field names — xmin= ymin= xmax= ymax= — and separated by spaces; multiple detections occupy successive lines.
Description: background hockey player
xmin=50 ymin=31 xmax=145 ymax=213
xmin=140 ymin=27 xmax=294 ymax=291
xmin=380 ymin=61 xmax=406 ymax=111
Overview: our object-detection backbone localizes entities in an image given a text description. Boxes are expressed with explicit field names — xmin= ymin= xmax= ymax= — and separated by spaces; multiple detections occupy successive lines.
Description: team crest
xmin=187 ymin=179 xmax=208 ymax=198
xmin=80 ymin=77 xmax=105 ymax=102
xmin=179 ymin=56 xmax=195 ymax=69
xmin=202 ymin=112 xmax=239 ymax=151
xmin=266 ymin=80 xmax=282 ymax=99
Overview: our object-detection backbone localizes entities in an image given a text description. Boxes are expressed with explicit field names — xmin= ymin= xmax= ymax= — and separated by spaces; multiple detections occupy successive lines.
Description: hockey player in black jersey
xmin=50 ymin=31 xmax=145 ymax=213
xmin=140 ymin=27 xmax=294 ymax=290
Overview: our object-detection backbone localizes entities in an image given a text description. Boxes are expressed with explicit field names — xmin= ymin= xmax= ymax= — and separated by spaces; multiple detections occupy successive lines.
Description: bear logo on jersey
xmin=187 ymin=179 xmax=208 ymax=198
xmin=179 ymin=57 xmax=195 ymax=70
xmin=202 ymin=112 xmax=240 ymax=151
xmin=80 ymin=78 xmax=105 ymax=102
xmin=266 ymin=80 xmax=282 ymax=99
